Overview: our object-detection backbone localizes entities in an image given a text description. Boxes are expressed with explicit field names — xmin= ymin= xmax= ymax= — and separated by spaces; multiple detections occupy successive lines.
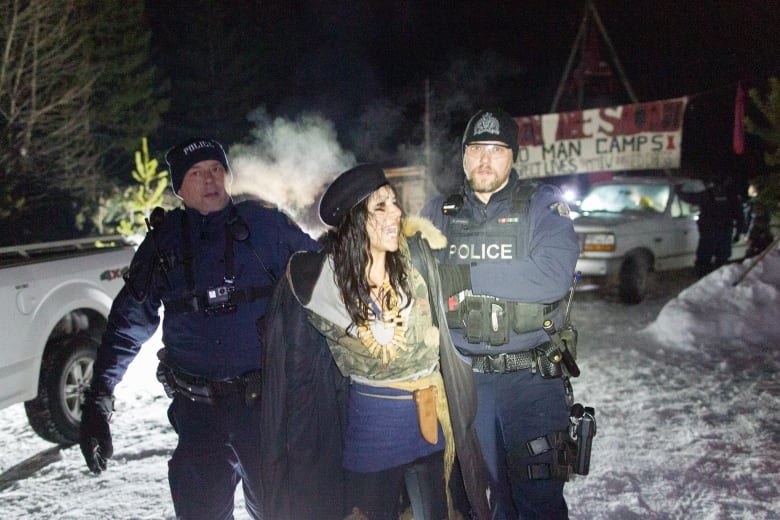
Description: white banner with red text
xmin=513 ymin=97 xmax=689 ymax=177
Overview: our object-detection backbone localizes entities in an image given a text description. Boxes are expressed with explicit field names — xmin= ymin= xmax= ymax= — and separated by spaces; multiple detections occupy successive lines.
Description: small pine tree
xmin=116 ymin=137 xmax=170 ymax=243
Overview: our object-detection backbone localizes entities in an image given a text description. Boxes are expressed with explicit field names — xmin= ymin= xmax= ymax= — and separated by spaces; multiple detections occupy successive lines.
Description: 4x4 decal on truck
xmin=100 ymin=267 xmax=129 ymax=281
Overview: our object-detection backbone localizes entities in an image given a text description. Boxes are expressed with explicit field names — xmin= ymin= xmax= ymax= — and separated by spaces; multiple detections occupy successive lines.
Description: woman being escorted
xmin=260 ymin=164 xmax=489 ymax=520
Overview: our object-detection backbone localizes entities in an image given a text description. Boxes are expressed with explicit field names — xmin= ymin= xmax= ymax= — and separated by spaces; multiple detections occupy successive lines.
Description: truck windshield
xmin=579 ymin=183 xmax=669 ymax=214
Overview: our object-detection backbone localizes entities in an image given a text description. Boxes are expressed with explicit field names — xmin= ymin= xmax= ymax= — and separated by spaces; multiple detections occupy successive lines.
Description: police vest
xmin=440 ymin=181 xmax=560 ymax=345
xmin=443 ymin=181 xmax=537 ymax=266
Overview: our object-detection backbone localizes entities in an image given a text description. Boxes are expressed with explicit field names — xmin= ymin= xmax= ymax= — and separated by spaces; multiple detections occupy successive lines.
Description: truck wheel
xmin=618 ymin=253 xmax=650 ymax=304
xmin=24 ymin=334 xmax=98 ymax=445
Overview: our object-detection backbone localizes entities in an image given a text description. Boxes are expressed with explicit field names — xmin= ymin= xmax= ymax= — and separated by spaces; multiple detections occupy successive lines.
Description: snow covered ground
xmin=1 ymin=251 xmax=779 ymax=520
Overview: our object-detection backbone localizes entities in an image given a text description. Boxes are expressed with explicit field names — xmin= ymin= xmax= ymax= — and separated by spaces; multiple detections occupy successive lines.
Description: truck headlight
xmin=582 ymin=233 xmax=616 ymax=252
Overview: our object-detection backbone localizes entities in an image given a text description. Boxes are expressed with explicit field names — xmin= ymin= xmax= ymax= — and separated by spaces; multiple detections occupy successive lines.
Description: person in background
xmin=79 ymin=138 xmax=319 ymax=519
xmin=678 ymin=176 xmax=746 ymax=276
xmin=743 ymin=180 xmax=775 ymax=258
xmin=260 ymin=164 xmax=490 ymax=520
xmin=421 ymin=108 xmax=581 ymax=519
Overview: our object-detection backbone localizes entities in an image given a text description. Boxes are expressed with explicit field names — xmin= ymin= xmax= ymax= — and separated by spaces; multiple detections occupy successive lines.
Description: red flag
xmin=733 ymin=82 xmax=745 ymax=154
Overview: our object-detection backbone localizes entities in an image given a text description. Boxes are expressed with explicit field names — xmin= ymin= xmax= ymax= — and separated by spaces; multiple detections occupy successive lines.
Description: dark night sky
xmin=148 ymin=0 xmax=780 ymax=181
xmin=231 ymin=0 xmax=779 ymax=112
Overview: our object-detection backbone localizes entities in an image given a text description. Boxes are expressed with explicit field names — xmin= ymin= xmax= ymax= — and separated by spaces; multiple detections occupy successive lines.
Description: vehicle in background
xmin=0 ymin=236 xmax=133 ymax=444
xmin=571 ymin=175 xmax=745 ymax=303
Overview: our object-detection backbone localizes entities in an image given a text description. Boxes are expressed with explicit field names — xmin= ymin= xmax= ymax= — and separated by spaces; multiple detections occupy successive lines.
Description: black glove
xmin=79 ymin=389 xmax=115 ymax=474
xmin=439 ymin=263 xmax=472 ymax=297
xmin=733 ymin=231 xmax=742 ymax=243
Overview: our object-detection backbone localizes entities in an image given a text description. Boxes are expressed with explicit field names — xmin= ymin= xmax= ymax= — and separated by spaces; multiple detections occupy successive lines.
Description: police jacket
xmin=420 ymin=171 xmax=580 ymax=355
xmin=260 ymin=217 xmax=491 ymax=520
xmin=678 ymin=185 xmax=746 ymax=234
xmin=91 ymin=199 xmax=319 ymax=395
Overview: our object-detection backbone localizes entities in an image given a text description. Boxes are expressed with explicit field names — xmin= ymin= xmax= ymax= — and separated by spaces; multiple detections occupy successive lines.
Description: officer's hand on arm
xmin=79 ymin=389 xmax=115 ymax=474
xmin=439 ymin=263 xmax=471 ymax=297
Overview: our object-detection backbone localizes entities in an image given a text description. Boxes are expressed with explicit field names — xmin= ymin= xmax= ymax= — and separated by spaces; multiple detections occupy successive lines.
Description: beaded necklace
xmin=356 ymin=276 xmax=408 ymax=365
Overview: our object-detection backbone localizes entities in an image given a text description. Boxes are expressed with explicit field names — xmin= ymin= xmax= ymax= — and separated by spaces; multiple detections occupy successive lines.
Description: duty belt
xmin=156 ymin=349 xmax=262 ymax=405
xmin=471 ymin=350 xmax=534 ymax=373
xmin=469 ymin=341 xmax=563 ymax=378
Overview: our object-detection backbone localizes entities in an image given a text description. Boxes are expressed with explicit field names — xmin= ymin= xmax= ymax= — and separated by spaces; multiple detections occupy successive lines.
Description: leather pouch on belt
xmin=413 ymin=385 xmax=439 ymax=444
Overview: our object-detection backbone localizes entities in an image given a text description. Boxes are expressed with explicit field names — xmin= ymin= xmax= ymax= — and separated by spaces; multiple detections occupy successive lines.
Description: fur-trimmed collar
xmin=402 ymin=214 xmax=446 ymax=250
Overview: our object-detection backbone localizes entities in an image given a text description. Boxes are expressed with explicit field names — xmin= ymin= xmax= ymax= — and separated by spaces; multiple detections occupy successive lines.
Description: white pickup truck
xmin=0 ymin=236 xmax=133 ymax=444
xmin=571 ymin=175 xmax=746 ymax=303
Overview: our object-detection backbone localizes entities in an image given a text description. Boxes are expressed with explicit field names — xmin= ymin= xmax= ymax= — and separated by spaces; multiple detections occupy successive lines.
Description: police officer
xmin=678 ymin=177 xmax=746 ymax=276
xmin=421 ymin=109 xmax=581 ymax=519
xmin=79 ymin=138 xmax=319 ymax=519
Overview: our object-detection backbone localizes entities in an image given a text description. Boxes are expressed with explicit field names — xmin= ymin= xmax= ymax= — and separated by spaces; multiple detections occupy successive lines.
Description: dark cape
xmin=259 ymin=223 xmax=490 ymax=520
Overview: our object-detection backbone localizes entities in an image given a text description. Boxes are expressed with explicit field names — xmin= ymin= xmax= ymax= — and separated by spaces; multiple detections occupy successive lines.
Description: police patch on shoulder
xmin=549 ymin=201 xmax=570 ymax=217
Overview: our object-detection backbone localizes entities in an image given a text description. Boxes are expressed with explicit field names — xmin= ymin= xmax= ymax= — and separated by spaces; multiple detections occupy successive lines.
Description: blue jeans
xmin=474 ymin=369 xmax=570 ymax=520
xmin=167 ymin=393 xmax=263 ymax=520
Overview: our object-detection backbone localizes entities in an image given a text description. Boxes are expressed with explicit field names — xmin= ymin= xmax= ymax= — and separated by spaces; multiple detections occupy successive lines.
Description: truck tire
xmin=618 ymin=253 xmax=650 ymax=304
xmin=24 ymin=334 xmax=98 ymax=445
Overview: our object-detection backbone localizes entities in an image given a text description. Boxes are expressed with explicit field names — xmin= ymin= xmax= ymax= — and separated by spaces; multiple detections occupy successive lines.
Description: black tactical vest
xmin=443 ymin=181 xmax=537 ymax=266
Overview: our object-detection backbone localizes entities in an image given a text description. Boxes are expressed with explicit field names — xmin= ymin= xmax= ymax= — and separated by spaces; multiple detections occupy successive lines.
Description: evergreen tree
xmin=81 ymin=0 xmax=170 ymax=179
xmin=745 ymin=77 xmax=780 ymax=226
xmin=114 ymin=137 xmax=172 ymax=244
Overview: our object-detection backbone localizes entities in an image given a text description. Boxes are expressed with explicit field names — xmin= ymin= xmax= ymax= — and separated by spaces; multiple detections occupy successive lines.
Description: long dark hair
xmin=330 ymin=188 xmax=411 ymax=328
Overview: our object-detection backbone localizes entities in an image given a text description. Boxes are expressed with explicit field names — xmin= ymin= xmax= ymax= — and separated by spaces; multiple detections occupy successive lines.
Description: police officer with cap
xmin=79 ymin=137 xmax=318 ymax=519
xmin=421 ymin=109 xmax=581 ymax=519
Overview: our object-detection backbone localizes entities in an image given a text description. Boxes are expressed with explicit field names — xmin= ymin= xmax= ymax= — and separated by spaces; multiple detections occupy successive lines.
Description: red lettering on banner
xmin=612 ymin=99 xmax=686 ymax=135
xmin=516 ymin=116 xmax=543 ymax=146
xmin=597 ymin=108 xmax=621 ymax=135
xmin=555 ymin=111 xmax=592 ymax=140
xmin=542 ymin=100 xmax=687 ymax=139
xmin=512 ymin=97 xmax=687 ymax=175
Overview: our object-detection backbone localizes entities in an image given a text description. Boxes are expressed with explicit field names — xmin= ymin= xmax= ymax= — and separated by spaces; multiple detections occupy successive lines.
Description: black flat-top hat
xmin=319 ymin=163 xmax=389 ymax=227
